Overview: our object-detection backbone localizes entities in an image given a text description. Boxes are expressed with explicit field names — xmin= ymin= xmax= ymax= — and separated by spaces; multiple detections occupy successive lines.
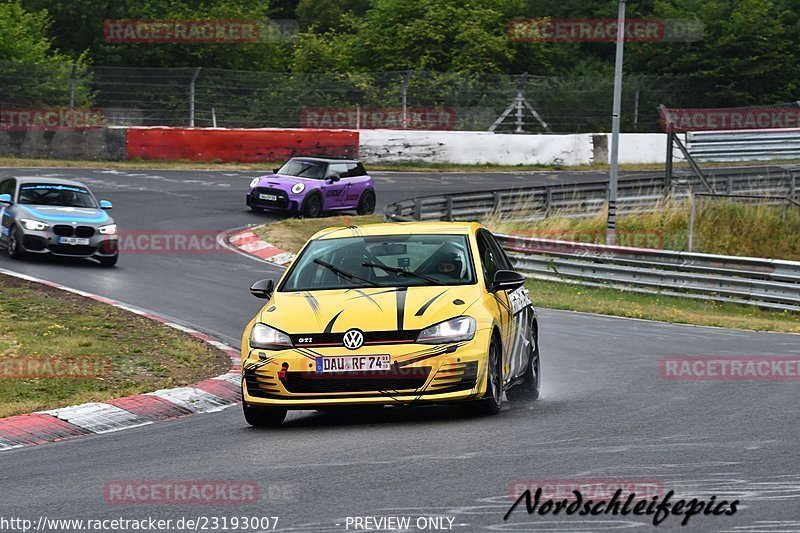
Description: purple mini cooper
xmin=247 ymin=157 xmax=376 ymax=218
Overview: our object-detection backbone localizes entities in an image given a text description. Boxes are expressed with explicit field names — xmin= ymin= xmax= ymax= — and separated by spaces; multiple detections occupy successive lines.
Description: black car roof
xmin=288 ymin=156 xmax=362 ymax=163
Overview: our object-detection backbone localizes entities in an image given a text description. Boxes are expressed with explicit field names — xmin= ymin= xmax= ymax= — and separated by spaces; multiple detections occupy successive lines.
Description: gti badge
xmin=343 ymin=329 xmax=364 ymax=350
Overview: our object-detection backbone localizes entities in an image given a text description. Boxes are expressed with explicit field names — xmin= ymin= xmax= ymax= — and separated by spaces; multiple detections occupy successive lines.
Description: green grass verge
xmin=4 ymin=155 xmax=799 ymax=173
xmin=0 ymin=275 xmax=230 ymax=418
xmin=486 ymin=197 xmax=800 ymax=261
xmin=249 ymin=215 xmax=799 ymax=334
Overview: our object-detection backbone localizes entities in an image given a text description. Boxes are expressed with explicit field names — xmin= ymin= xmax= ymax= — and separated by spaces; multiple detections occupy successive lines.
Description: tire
xmin=356 ymin=190 xmax=376 ymax=215
xmin=302 ymin=194 xmax=322 ymax=218
xmin=506 ymin=325 xmax=540 ymax=401
xmin=97 ymin=254 xmax=119 ymax=267
xmin=6 ymin=226 xmax=26 ymax=260
xmin=464 ymin=336 xmax=502 ymax=416
xmin=242 ymin=401 xmax=287 ymax=428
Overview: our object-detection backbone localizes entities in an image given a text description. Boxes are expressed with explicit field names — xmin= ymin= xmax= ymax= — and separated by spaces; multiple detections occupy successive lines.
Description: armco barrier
xmin=125 ymin=127 xmax=359 ymax=162
xmin=497 ymin=234 xmax=800 ymax=312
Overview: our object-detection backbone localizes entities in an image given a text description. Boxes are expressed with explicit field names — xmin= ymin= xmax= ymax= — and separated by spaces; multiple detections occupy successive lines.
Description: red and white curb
xmin=0 ymin=267 xmax=241 ymax=452
xmin=225 ymin=227 xmax=295 ymax=266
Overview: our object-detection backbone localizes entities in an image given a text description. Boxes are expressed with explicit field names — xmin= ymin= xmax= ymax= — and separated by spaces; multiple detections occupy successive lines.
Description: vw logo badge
xmin=343 ymin=329 xmax=364 ymax=350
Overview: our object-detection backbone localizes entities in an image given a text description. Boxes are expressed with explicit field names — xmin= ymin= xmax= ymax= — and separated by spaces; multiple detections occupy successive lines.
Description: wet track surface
xmin=0 ymin=167 xmax=799 ymax=532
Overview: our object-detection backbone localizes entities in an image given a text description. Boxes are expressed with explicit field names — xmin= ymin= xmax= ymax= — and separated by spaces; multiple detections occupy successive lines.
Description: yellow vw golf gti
xmin=241 ymin=222 xmax=540 ymax=427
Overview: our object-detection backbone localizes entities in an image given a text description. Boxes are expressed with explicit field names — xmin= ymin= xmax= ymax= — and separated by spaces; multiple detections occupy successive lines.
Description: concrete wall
xmin=0 ymin=127 xmax=682 ymax=166
xmin=0 ymin=127 xmax=126 ymax=160
xmin=359 ymin=130 xmax=682 ymax=166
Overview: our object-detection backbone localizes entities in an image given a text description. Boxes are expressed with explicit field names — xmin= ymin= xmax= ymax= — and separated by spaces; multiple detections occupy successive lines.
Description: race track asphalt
xmin=0 ymin=167 xmax=798 ymax=532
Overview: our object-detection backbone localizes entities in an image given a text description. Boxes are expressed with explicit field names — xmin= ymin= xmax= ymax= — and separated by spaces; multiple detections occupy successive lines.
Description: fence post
xmin=68 ymin=63 xmax=77 ymax=111
xmin=445 ymin=196 xmax=453 ymax=221
xmin=545 ymin=187 xmax=553 ymax=216
xmin=688 ymin=191 xmax=696 ymax=252
xmin=401 ymin=71 xmax=411 ymax=129
xmin=413 ymin=199 xmax=422 ymax=220
xmin=189 ymin=67 xmax=201 ymax=127
xmin=493 ymin=191 xmax=501 ymax=214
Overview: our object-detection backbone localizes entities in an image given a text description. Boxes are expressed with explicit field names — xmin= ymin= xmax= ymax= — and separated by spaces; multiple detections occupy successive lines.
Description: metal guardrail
xmin=687 ymin=129 xmax=800 ymax=162
xmin=496 ymin=234 xmax=800 ymax=312
xmin=383 ymin=166 xmax=800 ymax=222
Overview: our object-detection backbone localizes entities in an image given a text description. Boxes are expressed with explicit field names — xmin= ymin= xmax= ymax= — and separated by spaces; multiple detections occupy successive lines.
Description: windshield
xmin=280 ymin=234 xmax=476 ymax=291
xmin=18 ymin=183 xmax=97 ymax=208
xmin=276 ymin=159 xmax=327 ymax=179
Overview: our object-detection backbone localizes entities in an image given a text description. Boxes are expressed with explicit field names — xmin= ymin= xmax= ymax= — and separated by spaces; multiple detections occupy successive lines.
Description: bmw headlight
xmin=249 ymin=323 xmax=293 ymax=350
xmin=249 ymin=177 xmax=260 ymax=188
xmin=291 ymin=183 xmax=305 ymax=194
xmin=98 ymin=224 xmax=117 ymax=235
xmin=20 ymin=218 xmax=48 ymax=231
xmin=416 ymin=316 xmax=476 ymax=344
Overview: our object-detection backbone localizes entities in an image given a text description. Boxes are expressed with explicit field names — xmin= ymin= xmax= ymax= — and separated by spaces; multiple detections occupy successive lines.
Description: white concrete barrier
xmin=359 ymin=130 xmax=680 ymax=166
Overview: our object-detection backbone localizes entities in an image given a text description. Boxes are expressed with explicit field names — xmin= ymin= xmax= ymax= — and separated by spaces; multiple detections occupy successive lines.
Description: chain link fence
xmin=0 ymin=60 xmax=726 ymax=133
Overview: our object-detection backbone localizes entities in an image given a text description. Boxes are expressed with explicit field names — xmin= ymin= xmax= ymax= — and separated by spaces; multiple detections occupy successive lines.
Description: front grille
xmin=428 ymin=361 xmax=478 ymax=393
xmin=282 ymin=367 xmax=431 ymax=393
xmin=75 ymin=226 xmax=94 ymax=238
xmin=290 ymin=330 xmax=421 ymax=348
xmin=53 ymin=225 xmax=74 ymax=236
xmin=252 ymin=187 xmax=289 ymax=208
xmin=48 ymin=244 xmax=97 ymax=256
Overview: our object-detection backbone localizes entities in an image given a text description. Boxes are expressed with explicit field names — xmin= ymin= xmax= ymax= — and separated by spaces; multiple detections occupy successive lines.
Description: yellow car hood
xmin=260 ymin=285 xmax=481 ymax=334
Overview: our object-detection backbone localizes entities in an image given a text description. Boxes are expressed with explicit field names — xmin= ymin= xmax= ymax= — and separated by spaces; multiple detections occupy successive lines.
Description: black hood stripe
xmin=303 ymin=292 xmax=321 ymax=319
xmin=414 ymin=290 xmax=448 ymax=317
xmin=324 ymin=310 xmax=344 ymax=334
xmin=396 ymin=287 xmax=407 ymax=331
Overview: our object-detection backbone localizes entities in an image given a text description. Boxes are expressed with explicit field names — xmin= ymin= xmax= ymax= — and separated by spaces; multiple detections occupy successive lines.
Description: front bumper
xmin=242 ymin=329 xmax=491 ymax=408
xmin=19 ymin=228 xmax=118 ymax=258
xmin=247 ymin=189 xmax=301 ymax=212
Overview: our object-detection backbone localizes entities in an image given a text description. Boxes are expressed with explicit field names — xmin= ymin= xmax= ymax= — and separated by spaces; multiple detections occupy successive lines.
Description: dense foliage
xmin=1 ymin=0 xmax=797 ymax=127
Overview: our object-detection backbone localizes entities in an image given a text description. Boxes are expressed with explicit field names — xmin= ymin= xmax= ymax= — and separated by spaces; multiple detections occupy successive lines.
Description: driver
xmin=59 ymin=190 xmax=77 ymax=205
xmin=433 ymin=252 xmax=463 ymax=280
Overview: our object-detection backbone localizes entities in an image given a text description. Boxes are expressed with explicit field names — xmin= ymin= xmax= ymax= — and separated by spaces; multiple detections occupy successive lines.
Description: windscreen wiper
xmin=362 ymin=262 xmax=441 ymax=284
xmin=313 ymin=258 xmax=380 ymax=287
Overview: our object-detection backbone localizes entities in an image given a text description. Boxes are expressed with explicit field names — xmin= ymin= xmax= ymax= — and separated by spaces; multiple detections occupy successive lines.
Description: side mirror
xmin=491 ymin=270 xmax=526 ymax=293
xmin=0 ymin=194 xmax=11 ymax=204
xmin=250 ymin=279 xmax=274 ymax=299
xmin=99 ymin=200 xmax=113 ymax=210
xmin=273 ymin=168 xmax=280 ymax=174
xmin=328 ymin=173 xmax=341 ymax=183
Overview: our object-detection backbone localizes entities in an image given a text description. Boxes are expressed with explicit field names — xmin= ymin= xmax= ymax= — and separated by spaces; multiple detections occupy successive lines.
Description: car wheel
xmin=242 ymin=401 xmax=287 ymax=428
xmin=506 ymin=325 xmax=540 ymax=401
xmin=464 ymin=336 xmax=502 ymax=416
xmin=7 ymin=226 xmax=26 ymax=260
xmin=356 ymin=190 xmax=376 ymax=215
xmin=97 ymin=254 xmax=119 ymax=267
xmin=302 ymin=194 xmax=322 ymax=218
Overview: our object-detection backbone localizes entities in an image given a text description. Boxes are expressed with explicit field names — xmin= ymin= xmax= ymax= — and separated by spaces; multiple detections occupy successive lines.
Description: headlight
xmin=249 ymin=323 xmax=293 ymax=350
xmin=20 ymin=218 xmax=48 ymax=231
xmin=291 ymin=183 xmax=305 ymax=194
xmin=98 ymin=224 xmax=117 ymax=235
xmin=249 ymin=177 xmax=260 ymax=188
xmin=416 ymin=316 xmax=476 ymax=344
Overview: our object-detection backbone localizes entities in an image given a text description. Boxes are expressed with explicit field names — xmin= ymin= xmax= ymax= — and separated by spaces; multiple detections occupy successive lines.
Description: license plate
xmin=315 ymin=355 xmax=390 ymax=373
xmin=259 ymin=193 xmax=278 ymax=201
xmin=58 ymin=237 xmax=90 ymax=245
